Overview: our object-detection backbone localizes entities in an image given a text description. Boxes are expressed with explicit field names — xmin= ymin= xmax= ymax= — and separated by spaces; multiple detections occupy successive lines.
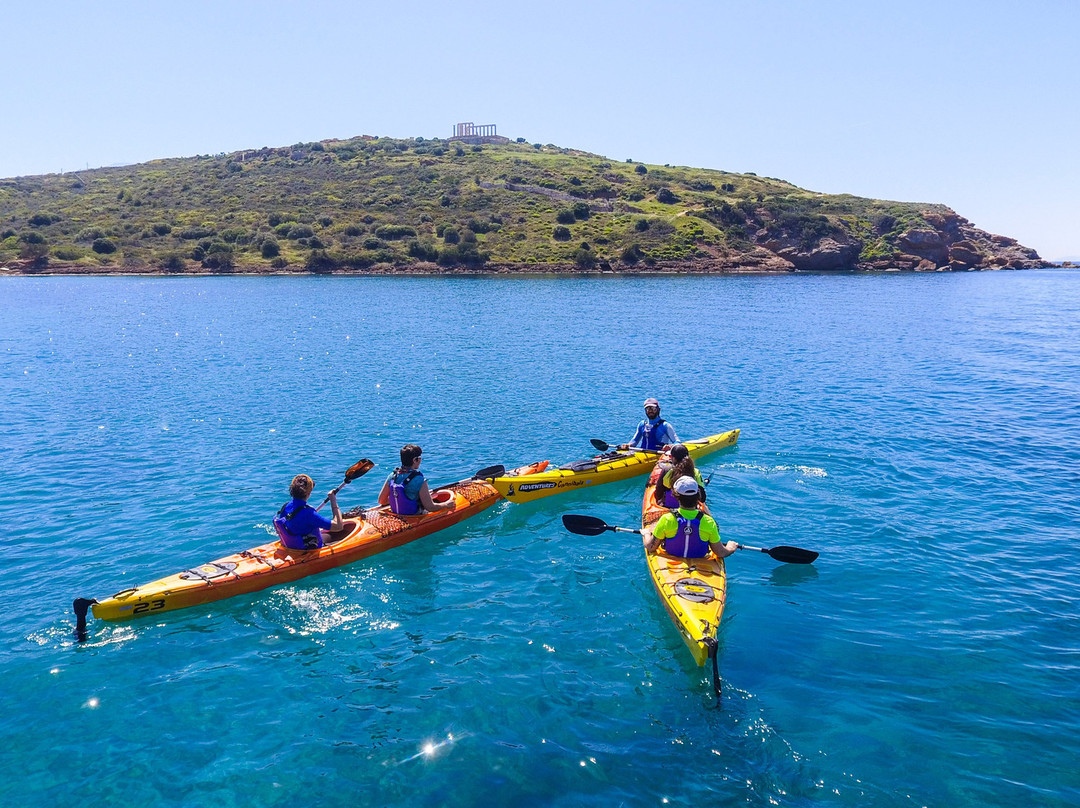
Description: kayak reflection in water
xmin=273 ymin=474 xmax=344 ymax=550
xmin=654 ymin=443 xmax=707 ymax=508
xmin=645 ymin=476 xmax=736 ymax=559
xmin=619 ymin=397 xmax=680 ymax=452
xmin=378 ymin=444 xmax=455 ymax=515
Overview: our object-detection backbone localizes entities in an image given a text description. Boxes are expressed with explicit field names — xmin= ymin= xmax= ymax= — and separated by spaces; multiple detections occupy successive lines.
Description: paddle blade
xmin=590 ymin=439 xmax=611 ymax=452
xmin=473 ymin=464 xmax=506 ymax=480
xmin=344 ymin=459 xmax=375 ymax=482
xmin=562 ymin=514 xmax=611 ymax=536
xmin=767 ymin=545 xmax=819 ymax=564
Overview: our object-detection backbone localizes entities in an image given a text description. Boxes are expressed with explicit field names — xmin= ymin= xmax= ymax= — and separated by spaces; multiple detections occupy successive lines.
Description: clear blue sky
xmin=3 ymin=0 xmax=1077 ymax=258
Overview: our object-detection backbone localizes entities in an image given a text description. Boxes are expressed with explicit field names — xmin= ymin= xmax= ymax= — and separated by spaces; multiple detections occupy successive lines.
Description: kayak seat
xmin=325 ymin=519 xmax=359 ymax=545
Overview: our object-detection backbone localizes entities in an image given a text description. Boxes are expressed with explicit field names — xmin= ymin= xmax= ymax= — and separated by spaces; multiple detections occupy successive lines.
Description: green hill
xmin=0 ymin=136 xmax=1046 ymax=274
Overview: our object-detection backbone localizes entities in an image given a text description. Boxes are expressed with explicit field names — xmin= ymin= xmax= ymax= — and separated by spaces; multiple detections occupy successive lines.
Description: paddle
xmin=562 ymin=514 xmax=641 ymax=535
xmin=589 ymin=438 xmax=662 ymax=454
xmin=473 ymin=464 xmax=506 ymax=480
xmin=561 ymin=515 xmax=819 ymax=564
xmin=316 ymin=458 xmax=375 ymax=510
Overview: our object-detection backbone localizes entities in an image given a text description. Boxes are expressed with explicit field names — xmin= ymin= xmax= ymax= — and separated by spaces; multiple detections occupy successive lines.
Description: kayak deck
xmin=88 ymin=463 xmax=546 ymax=622
xmin=492 ymin=429 xmax=739 ymax=504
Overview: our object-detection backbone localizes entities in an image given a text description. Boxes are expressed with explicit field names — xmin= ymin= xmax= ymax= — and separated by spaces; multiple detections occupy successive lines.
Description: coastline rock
xmin=898 ymin=229 xmax=948 ymax=265
xmin=948 ymin=240 xmax=983 ymax=266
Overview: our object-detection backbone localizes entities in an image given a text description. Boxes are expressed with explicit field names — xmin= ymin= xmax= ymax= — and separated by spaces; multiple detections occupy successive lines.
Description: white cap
xmin=673 ymin=475 xmax=699 ymax=496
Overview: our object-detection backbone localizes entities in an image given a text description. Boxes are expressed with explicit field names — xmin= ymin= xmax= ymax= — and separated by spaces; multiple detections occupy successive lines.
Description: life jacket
xmin=640 ymin=418 xmax=667 ymax=451
xmin=388 ymin=469 xmax=422 ymax=515
xmin=663 ymin=489 xmax=680 ymax=508
xmin=664 ymin=510 xmax=710 ymax=558
xmin=273 ymin=501 xmax=324 ymax=550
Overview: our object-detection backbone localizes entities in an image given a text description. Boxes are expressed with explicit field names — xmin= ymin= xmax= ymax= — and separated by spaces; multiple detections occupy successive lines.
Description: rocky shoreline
xmin=2 ymin=208 xmax=1050 ymax=277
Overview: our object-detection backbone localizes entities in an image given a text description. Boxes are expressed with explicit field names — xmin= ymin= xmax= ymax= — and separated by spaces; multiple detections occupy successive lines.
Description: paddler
xmin=654 ymin=443 xmax=707 ymax=508
xmin=619 ymin=397 xmax=679 ymax=452
xmin=378 ymin=444 xmax=455 ymax=515
xmin=644 ymin=476 xmax=736 ymax=559
xmin=273 ymin=474 xmax=344 ymax=550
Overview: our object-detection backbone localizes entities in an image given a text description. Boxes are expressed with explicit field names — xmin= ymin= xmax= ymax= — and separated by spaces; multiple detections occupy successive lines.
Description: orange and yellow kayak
xmin=80 ymin=462 xmax=548 ymax=624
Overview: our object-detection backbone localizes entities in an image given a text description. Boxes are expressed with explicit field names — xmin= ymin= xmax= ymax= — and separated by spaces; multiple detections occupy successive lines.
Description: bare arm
xmin=328 ymin=491 xmax=344 ymax=532
xmin=418 ymin=480 xmax=454 ymax=511
xmin=377 ymin=478 xmax=391 ymax=507
xmin=710 ymin=540 xmax=738 ymax=560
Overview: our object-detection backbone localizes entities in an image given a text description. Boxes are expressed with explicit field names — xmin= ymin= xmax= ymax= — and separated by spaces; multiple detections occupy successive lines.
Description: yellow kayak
xmin=490 ymin=429 xmax=739 ymax=504
xmin=641 ymin=454 xmax=727 ymax=668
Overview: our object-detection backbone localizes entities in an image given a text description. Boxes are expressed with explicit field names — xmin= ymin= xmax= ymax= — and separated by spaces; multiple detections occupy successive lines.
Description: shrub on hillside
xmin=20 ymin=231 xmax=46 ymax=244
xmin=151 ymin=222 xmax=172 ymax=236
xmin=634 ymin=218 xmax=651 ymax=232
xmin=53 ymin=246 xmax=82 ymax=261
xmin=553 ymin=226 xmax=572 ymax=241
xmin=572 ymin=202 xmax=590 ymax=220
xmin=305 ymin=250 xmax=336 ymax=272
xmin=442 ymin=227 xmax=460 ymax=244
xmin=76 ymin=227 xmax=106 ymax=242
xmin=407 ymin=240 xmax=439 ymax=261
xmin=343 ymin=224 xmax=364 ymax=237
xmin=179 ymin=226 xmax=215 ymax=240
xmin=261 ymin=240 xmax=281 ymax=259
xmin=286 ymin=224 xmax=314 ymax=240
xmin=635 ymin=164 xmax=647 ymax=175
xmin=574 ymin=247 xmax=596 ymax=267
xmin=29 ymin=212 xmax=61 ymax=226
xmin=620 ymin=244 xmax=643 ymax=263
xmin=556 ymin=209 xmax=576 ymax=224
xmin=159 ymin=253 xmax=187 ymax=272
xmin=656 ymin=188 xmax=679 ymax=204
xmin=374 ymin=224 xmax=417 ymax=240
xmin=92 ymin=238 xmax=117 ymax=254
xmin=436 ymin=242 xmax=488 ymax=267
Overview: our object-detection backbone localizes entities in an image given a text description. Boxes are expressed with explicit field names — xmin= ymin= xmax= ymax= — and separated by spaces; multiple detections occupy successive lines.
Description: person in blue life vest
xmin=654 ymin=443 xmax=707 ymax=508
xmin=273 ymin=473 xmax=344 ymax=551
xmin=619 ymin=397 xmax=680 ymax=452
xmin=378 ymin=444 xmax=454 ymax=515
xmin=644 ymin=476 xmax=737 ymax=559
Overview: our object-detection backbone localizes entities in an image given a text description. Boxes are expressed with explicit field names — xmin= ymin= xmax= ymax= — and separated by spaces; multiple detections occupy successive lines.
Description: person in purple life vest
xmin=378 ymin=444 xmax=454 ymax=515
xmin=644 ymin=476 xmax=737 ymax=559
xmin=619 ymin=398 xmax=680 ymax=452
xmin=654 ymin=443 xmax=707 ymax=508
xmin=273 ymin=473 xmax=343 ymax=551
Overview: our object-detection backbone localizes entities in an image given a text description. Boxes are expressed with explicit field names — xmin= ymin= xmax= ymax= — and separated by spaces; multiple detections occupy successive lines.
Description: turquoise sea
xmin=2 ymin=271 xmax=1078 ymax=807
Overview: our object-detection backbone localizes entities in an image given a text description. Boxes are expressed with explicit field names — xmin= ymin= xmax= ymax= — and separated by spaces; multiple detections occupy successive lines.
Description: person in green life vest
xmin=644 ymin=476 xmax=737 ymax=559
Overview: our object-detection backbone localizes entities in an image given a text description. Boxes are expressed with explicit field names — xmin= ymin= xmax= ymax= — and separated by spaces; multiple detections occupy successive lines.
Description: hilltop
xmin=0 ymin=136 xmax=1046 ymax=275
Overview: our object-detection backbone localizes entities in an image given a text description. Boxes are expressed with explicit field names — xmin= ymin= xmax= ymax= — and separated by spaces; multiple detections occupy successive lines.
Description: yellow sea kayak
xmin=78 ymin=462 xmax=548 ymax=626
xmin=641 ymin=455 xmax=727 ymax=668
xmin=490 ymin=429 xmax=739 ymax=504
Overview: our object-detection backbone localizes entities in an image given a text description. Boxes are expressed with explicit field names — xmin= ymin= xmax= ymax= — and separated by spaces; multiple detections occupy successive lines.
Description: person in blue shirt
xmin=273 ymin=473 xmax=344 ymax=551
xmin=620 ymin=398 xmax=680 ymax=452
xmin=378 ymin=444 xmax=455 ymax=515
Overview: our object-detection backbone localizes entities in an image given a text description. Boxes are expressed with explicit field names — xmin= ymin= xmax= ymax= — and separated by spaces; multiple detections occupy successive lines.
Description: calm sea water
xmin=2 ymin=271 xmax=1078 ymax=807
